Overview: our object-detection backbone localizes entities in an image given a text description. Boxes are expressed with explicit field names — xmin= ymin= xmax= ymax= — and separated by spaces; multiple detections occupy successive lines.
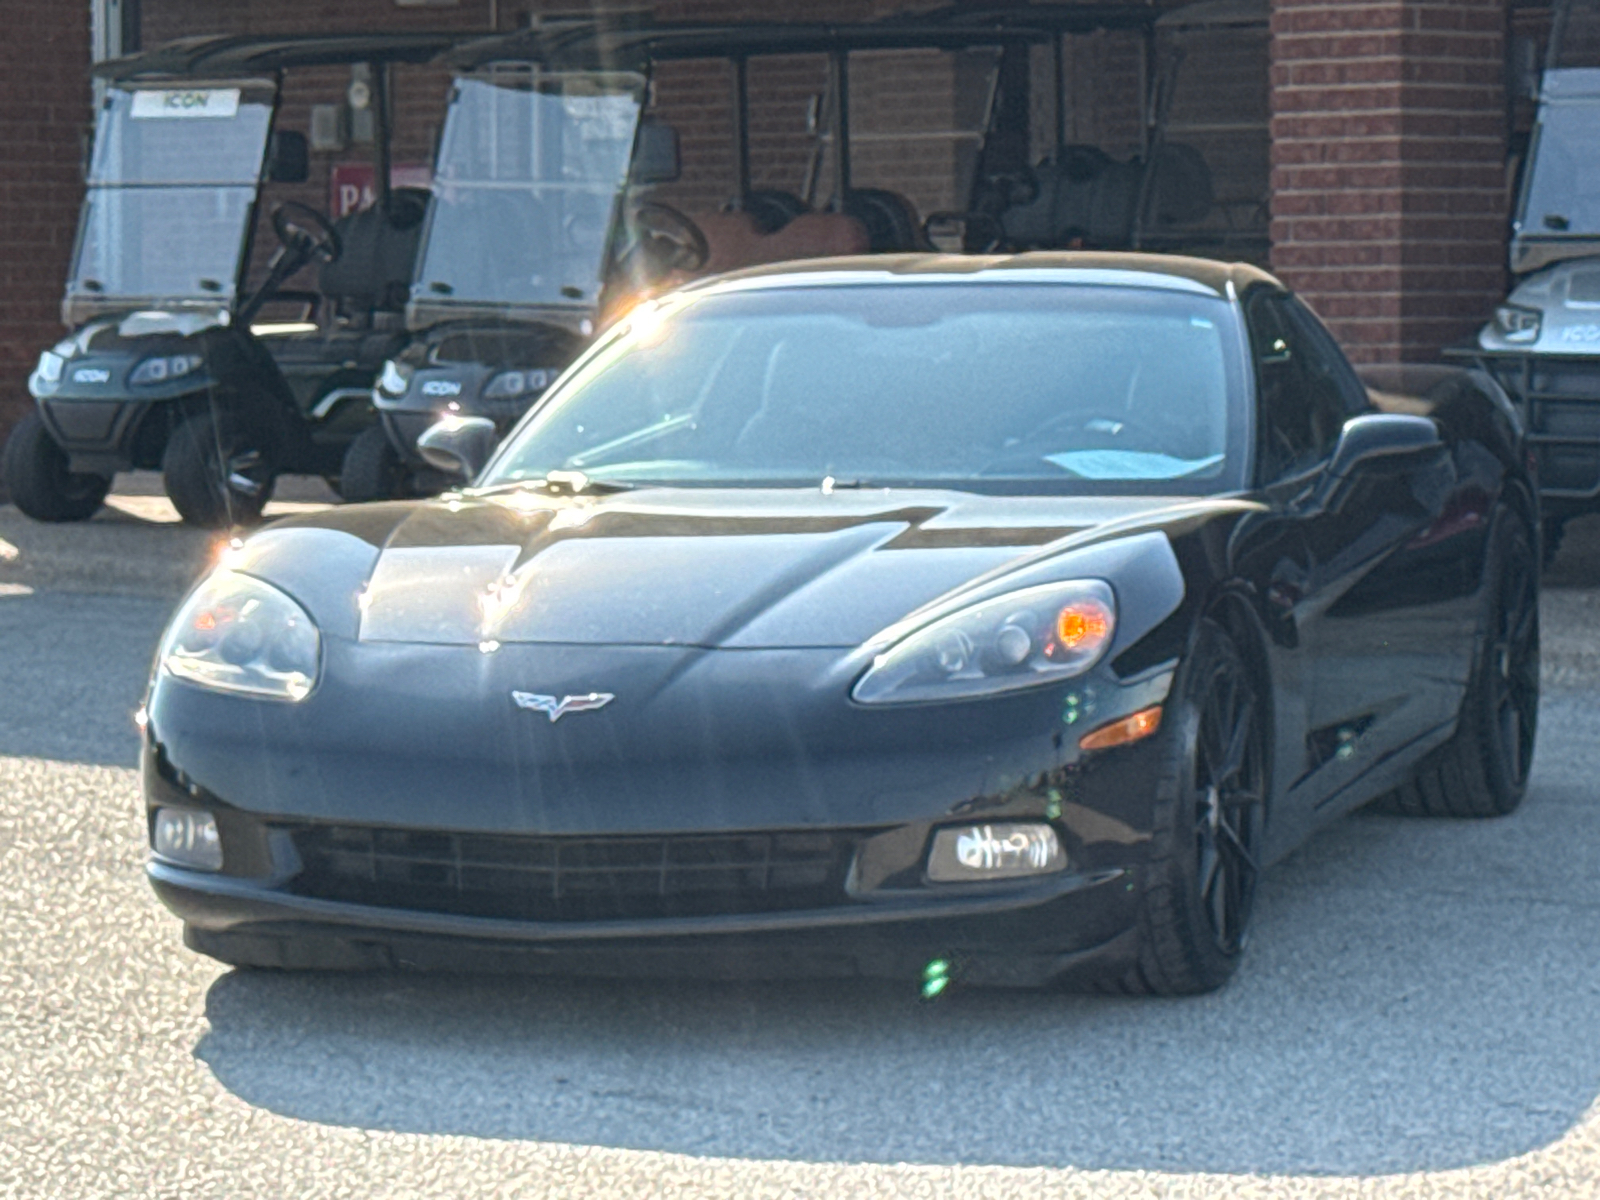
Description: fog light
xmin=152 ymin=808 xmax=222 ymax=871
xmin=927 ymin=822 xmax=1065 ymax=882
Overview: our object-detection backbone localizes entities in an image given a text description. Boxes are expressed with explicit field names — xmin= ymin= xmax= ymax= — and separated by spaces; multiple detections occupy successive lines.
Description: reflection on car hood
xmin=258 ymin=488 xmax=1238 ymax=649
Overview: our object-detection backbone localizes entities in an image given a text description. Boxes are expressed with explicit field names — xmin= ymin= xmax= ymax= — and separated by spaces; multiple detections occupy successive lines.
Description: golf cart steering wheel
xmin=272 ymin=202 xmax=342 ymax=265
xmin=624 ymin=202 xmax=710 ymax=275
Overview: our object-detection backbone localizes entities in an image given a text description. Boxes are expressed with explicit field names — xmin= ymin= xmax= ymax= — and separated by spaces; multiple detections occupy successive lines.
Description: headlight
xmin=129 ymin=353 xmax=203 ymax=386
xmin=376 ymin=359 xmax=412 ymax=399
xmin=482 ymin=368 xmax=558 ymax=401
xmin=34 ymin=351 xmax=63 ymax=384
xmin=159 ymin=571 xmax=321 ymax=701
xmin=1494 ymin=304 xmax=1542 ymax=344
xmin=853 ymin=580 xmax=1116 ymax=705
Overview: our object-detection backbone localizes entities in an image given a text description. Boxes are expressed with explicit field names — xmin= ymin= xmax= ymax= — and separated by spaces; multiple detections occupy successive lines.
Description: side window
xmin=1285 ymin=298 xmax=1370 ymax=419
xmin=1246 ymin=291 xmax=1356 ymax=482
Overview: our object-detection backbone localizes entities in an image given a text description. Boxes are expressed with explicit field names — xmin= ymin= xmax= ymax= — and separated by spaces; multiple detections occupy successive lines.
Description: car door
xmin=1249 ymin=292 xmax=1466 ymax=822
xmin=1230 ymin=288 xmax=1361 ymax=851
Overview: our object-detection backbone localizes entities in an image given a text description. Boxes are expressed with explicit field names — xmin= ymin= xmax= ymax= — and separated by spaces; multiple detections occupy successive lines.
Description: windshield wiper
xmin=477 ymin=471 xmax=634 ymax=498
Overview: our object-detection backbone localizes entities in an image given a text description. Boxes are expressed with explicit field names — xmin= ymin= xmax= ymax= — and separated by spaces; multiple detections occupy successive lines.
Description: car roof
xmin=680 ymin=253 xmax=1282 ymax=301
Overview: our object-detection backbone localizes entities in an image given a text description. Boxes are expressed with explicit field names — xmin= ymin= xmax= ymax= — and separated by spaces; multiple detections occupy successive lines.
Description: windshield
xmin=485 ymin=283 xmax=1249 ymax=495
xmin=1519 ymin=97 xmax=1600 ymax=240
xmin=69 ymin=85 xmax=273 ymax=303
xmin=415 ymin=70 xmax=644 ymax=309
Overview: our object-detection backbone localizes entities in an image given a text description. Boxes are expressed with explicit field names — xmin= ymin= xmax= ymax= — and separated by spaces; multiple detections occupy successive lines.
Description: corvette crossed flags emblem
xmin=512 ymin=691 xmax=615 ymax=723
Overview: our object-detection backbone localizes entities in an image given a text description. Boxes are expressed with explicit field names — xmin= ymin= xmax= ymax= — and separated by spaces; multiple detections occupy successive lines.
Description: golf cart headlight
xmin=853 ymin=580 xmax=1116 ymax=705
xmin=1494 ymin=304 xmax=1542 ymax=344
xmin=483 ymin=368 xmax=557 ymax=401
xmin=129 ymin=354 xmax=203 ymax=386
xmin=34 ymin=351 xmax=63 ymax=384
xmin=376 ymin=359 xmax=412 ymax=399
xmin=159 ymin=570 xmax=321 ymax=702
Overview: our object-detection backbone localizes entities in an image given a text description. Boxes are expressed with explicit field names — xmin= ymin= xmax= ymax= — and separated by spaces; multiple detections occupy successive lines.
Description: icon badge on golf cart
xmin=422 ymin=380 xmax=463 ymax=398
xmin=512 ymin=691 xmax=614 ymax=723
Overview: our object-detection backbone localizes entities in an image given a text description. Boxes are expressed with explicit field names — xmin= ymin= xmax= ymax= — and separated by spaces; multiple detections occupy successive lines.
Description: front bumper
xmin=142 ymin=636 xmax=1174 ymax=986
xmin=151 ymin=857 xmax=1139 ymax=986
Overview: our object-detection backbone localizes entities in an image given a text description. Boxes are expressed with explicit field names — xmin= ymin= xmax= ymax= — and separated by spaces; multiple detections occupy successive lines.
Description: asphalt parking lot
xmin=4 ymin=478 xmax=1600 ymax=1198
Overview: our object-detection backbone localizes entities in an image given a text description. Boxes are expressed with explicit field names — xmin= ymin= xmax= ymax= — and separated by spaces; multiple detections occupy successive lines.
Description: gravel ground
xmin=2 ymin=492 xmax=1600 ymax=1199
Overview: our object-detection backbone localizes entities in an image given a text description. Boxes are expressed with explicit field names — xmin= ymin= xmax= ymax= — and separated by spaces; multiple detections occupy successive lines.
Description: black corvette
xmin=142 ymin=253 xmax=1540 ymax=995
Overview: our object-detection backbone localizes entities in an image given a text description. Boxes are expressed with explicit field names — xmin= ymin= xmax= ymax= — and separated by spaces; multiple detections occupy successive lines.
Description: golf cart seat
xmin=997 ymin=143 xmax=1215 ymax=251
xmin=691 ymin=210 xmax=871 ymax=277
xmin=319 ymin=188 xmax=431 ymax=320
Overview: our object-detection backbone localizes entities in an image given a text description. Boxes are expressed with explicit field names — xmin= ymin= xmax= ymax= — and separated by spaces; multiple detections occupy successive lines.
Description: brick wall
xmin=0 ymin=1 xmax=91 ymax=481
xmin=1270 ymin=0 xmax=1509 ymax=363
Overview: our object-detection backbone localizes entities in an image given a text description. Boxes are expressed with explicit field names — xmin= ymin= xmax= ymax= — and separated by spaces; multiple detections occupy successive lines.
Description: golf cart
xmin=3 ymin=33 xmax=458 ymax=527
xmin=1467 ymin=0 xmax=1600 ymax=557
xmin=361 ymin=3 xmax=1266 ymax=496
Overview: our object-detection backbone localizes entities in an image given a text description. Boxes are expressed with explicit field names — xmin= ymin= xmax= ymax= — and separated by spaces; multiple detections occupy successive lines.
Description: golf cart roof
xmin=1155 ymin=0 xmax=1270 ymax=33
xmin=93 ymin=32 xmax=462 ymax=83
xmin=446 ymin=8 xmax=1155 ymax=74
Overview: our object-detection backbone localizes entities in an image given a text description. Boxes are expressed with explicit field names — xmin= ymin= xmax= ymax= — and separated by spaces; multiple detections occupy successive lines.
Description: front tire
xmin=162 ymin=411 xmax=276 ymax=529
xmin=338 ymin=425 xmax=407 ymax=504
xmin=1380 ymin=511 xmax=1539 ymax=818
xmin=1 ymin=410 xmax=111 ymax=522
xmin=1113 ymin=619 xmax=1267 ymax=995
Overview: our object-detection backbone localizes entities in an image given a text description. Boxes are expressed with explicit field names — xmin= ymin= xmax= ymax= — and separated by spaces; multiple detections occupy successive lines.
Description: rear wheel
xmin=1380 ymin=512 xmax=1539 ymax=817
xmin=162 ymin=411 xmax=276 ymax=529
xmin=1 ymin=410 xmax=110 ymax=522
xmin=1111 ymin=619 xmax=1267 ymax=995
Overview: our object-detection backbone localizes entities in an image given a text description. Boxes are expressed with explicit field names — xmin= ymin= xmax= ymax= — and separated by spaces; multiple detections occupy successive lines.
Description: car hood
xmin=245 ymin=488 xmax=1244 ymax=650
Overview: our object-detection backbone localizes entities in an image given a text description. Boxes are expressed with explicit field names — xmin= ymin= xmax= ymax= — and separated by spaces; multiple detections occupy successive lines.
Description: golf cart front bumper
xmin=1454 ymin=348 xmax=1600 ymax=518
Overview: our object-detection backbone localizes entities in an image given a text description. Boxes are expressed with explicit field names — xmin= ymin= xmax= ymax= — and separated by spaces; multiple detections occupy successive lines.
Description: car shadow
xmin=194 ymin=696 xmax=1600 ymax=1177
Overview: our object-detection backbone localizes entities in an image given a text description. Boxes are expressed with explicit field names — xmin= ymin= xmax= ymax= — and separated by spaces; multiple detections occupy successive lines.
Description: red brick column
xmin=1270 ymin=0 xmax=1508 ymax=364
xmin=0 ymin=2 xmax=91 ymax=489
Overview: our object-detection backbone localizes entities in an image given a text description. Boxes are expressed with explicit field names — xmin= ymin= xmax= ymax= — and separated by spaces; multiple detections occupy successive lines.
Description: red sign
xmin=329 ymin=162 xmax=433 ymax=218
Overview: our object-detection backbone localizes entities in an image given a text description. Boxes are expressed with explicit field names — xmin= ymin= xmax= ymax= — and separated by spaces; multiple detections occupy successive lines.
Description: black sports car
xmin=142 ymin=253 xmax=1540 ymax=995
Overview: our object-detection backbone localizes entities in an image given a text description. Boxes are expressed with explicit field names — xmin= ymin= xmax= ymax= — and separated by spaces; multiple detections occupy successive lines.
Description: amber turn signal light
xmin=1079 ymin=705 xmax=1163 ymax=752
xmin=1056 ymin=601 xmax=1112 ymax=651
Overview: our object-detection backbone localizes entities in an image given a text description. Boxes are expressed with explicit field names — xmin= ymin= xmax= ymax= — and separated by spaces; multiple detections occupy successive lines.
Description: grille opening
xmin=284 ymin=825 xmax=862 ymax=922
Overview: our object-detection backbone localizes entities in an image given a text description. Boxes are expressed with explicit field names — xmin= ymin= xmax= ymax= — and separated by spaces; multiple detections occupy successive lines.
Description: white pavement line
xmin=0 ymin=536 xmax=17 ymax=561
xmin=0 ymin=583 xmax=34 ymax=597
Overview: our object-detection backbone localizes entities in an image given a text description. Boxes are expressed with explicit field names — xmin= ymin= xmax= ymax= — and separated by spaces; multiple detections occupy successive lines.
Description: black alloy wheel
xmin=1192 ymin=648 xmax=1266 ymax=958
xmin=1111 ymin=618 xmax=1267 ymax=995
xmin=1380 ymin=511 xmax=1539 ymax=818
xmin=161 ymin=411 xmax=276 ymax=529
xmin=1 ymin=409 xmax=111 ymax=523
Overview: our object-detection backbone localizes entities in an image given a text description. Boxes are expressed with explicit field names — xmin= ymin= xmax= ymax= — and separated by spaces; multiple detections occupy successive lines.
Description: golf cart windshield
xmin=1520 ymin=96 xmax=1600 ymax=240
xmin=69 ymin=84 xmax=273 ymax=305
xmin=414 ymin=70 xmax=644 ymax=311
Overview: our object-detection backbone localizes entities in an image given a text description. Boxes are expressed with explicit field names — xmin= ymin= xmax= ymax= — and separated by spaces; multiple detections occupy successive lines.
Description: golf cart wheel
xmin=1542 ymin=516 xmax=1567 ymax=568
xmin=338 ymin=425 xmax=408 ymax=504
xmin=162 ymin=411 xmax=276 ymax=529
xmin=1 ymin=410 xmax=111 ymax=523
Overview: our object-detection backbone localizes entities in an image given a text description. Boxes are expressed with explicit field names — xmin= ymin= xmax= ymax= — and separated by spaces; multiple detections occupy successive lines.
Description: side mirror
xmin=417 ymin=415 xmax=498 ymax=480
xmin=629 ymin=121 xmax=681 ymax=185
xmin=267 ymin=131 xmax=310 ymax=184
xmin=1327 ymin=413 xmax=1443 ymax=481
